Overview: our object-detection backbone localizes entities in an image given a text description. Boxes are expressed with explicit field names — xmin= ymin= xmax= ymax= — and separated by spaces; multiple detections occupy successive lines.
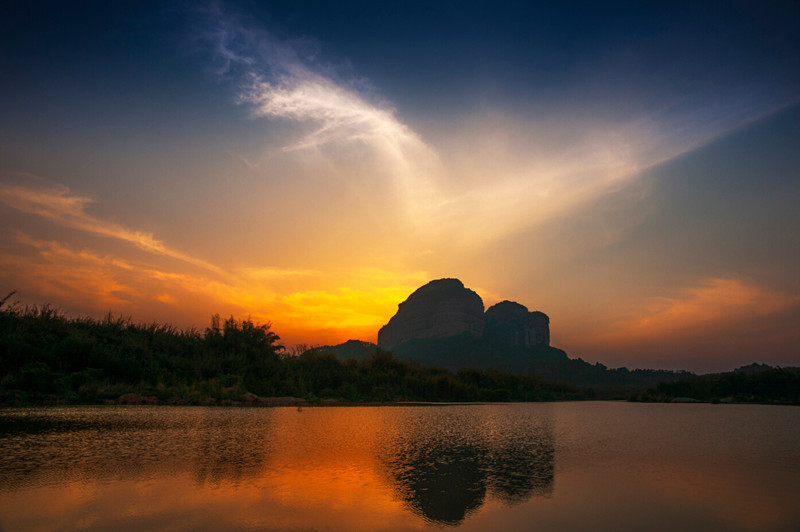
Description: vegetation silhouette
xmin=3 ymin=293 xmax=794 ymax=405
xmin=0 ymin=296 xmax=586 ymax=405
xmin=634 ymin=364 xmax=800 ymax=404
xmin=311 ymin=335 xmax=692 ymax=400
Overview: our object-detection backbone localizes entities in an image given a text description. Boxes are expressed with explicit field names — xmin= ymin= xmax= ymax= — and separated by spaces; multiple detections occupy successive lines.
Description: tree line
xmin=633 ymin=367 xmax=800 ymax=404
xmin=0 ymin=296 xmax=588 ymax=405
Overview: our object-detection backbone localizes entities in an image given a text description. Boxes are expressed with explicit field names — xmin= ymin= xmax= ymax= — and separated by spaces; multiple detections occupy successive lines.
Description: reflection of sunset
xmin=2 ymin=404 xmax=798 ymax=531
xmin=0 ymin=406 xmax=558 ymax=530
xmin=0 ymin=407 xmax=427 ymax=531
xmin=0 ymin=475 xmax=427 ymax=532
xmin=255 ymin=408 xmax=406 ymax=518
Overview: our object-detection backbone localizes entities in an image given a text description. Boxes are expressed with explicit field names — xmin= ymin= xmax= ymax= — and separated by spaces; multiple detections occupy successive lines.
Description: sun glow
xmin=0 ymin=200 xmax=426 ymax=345
xmin=1 ymin=1 xmax=797 ymax=371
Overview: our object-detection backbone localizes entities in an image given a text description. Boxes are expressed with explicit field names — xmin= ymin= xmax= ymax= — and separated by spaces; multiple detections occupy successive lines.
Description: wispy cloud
xmin=0 ymin=183 xmax=223 ymax=274
xmin=206 ymin=5 xmax=437 ymax=185
xmin=1 ymin=232 xmax=267 ymax=322
xmin=1 ymin=225 xmax=428 ymax=345
xmin=200 ymin=4 xmax=440 ymax=216
xmin=241 ymin=75 xmax=421 ymax=154
xmin=590 ymin=277 xmax=800 ymax=345
xmin=201 ymin=3 xmax=773 ymax=251
xmin=240 ymin=266 xmax=322 ymax=280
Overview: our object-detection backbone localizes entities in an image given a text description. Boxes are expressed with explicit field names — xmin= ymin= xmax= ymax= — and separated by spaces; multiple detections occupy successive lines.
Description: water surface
xmin=1 ymin=403 xmax=798 ymax=531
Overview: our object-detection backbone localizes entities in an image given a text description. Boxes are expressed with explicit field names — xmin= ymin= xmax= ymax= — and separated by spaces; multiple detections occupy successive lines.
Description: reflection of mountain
xmin=487 ymin=429 xmax=554 ymax=504
xmin=390 ymin=443 xmax=487 ymax=525
xmin=383 ymin=406 xmax=554 ymax=525
xmin=2 ymin=405 xmax=554 ymax=527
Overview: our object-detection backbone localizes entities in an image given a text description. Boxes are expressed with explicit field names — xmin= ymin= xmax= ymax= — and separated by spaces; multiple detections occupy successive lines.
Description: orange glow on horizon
xmin=585 ymin=277 xmax=800 ymax=347
xmin=0 ymin=231 xmax=425 ymax=346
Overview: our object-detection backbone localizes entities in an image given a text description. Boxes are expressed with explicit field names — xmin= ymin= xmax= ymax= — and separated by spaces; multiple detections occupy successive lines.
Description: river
xmin=1 ymin=402 xmax=798 ymax=531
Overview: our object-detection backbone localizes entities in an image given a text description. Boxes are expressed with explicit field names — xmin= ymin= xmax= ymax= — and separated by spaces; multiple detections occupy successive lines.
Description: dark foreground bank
xmin=1 ymin=300 xmax=593 ymax=406
xmin=3 ymin=297 xmax=797 ymax=406
xmin=632 ymin=365 xmax=800 ymax=405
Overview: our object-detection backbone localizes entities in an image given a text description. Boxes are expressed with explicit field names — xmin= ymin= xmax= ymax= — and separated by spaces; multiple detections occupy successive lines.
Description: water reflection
xmin=192 ymin=409 xmax=271 ymax=486
xmin=0 ymin=407 xmax=273 ymax=491
xmin=2 ymin=404 xmax=799 ymax=531
xmin=384 ymin=405 xmax=554 ymax=525
xmin=0 ymin=405 xmax=554 ymax=529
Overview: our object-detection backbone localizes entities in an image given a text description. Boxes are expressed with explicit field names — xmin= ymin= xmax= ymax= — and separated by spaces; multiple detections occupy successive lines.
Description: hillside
xmin=336 ymin=278 xmax=692 ymax=389
xmin=0 ymin=300 xmax=591 ymax=405
xmin=635 ymin=366 xmax=800 ymax=404
xmin=314 ymin=337 xmax=689 ymax=389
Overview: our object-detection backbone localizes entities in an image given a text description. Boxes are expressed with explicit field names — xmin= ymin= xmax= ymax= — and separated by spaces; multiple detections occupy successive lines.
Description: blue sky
xmin=1 ymin=1 xmax=799 ymax=371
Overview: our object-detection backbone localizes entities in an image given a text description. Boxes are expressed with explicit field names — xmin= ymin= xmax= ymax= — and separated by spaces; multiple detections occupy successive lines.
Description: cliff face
xmin=485 ymin=301 xmax=550 ymax=348
xmin=378 ymin=279 xmax=550 ymax=352
xmin=377 ymin=279 xmax=485 ymax=350
xmin=528 ymin=311 xmax=550 ymax=346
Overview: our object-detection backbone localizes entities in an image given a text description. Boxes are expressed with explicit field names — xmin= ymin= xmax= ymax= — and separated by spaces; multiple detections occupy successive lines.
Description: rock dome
xmin=377 ymin=279 xmax=485 ymax=350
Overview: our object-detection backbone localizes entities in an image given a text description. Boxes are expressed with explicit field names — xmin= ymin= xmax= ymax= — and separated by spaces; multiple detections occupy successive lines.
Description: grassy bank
xmin=1 ymin=297 xmax=589 ymax=406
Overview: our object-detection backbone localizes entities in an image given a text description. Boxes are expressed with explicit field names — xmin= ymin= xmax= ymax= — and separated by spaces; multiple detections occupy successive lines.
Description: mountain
xmin=378 ymin=279 xmax=485 ymax=350
xmin=484 ymin=301 xmax=550 ymax=348
xmin=378 ymin=278 xmax=553 ymax=353
xmin=309 ymin=339 xmax=377 ymax=361
xmin=317 ymin=278 xmax=690 ymax=389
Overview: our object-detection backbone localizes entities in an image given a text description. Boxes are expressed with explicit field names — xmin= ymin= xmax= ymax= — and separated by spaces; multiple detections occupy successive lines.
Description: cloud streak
xmin=203 ymin=5 xmax=440 ymax=214
xmin=590 ymin=277 xmax=800 ymax=346
xmin=0 ymin=183 xmax=224 ymax=274
xmin=198 ymin=3 xmax=793 ymax=253
xmin=1 ymin=221 xmax=428 ymax=346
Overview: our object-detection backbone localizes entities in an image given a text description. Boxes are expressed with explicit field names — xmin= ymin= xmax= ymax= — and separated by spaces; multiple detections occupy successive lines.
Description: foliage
xmin=633 ymin=367 xmax=800 ymax=404
xmin=0 ymin=297 xmax=589 ymax=405
xmin=322 ymin=335 xmax=691 ymax=389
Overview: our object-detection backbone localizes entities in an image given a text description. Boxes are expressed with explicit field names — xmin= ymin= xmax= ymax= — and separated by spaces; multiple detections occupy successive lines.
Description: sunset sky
xmin=2 ymin=1 xmax=798 ymax=372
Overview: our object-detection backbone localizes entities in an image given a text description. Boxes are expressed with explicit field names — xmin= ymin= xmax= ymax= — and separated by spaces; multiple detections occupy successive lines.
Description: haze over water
xmin=2 ymin=403 xmax=799 ymax=531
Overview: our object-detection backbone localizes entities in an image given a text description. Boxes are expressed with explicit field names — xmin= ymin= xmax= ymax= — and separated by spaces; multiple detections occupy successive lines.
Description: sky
xmin=1 ymin=1 xmax=799 ymax=373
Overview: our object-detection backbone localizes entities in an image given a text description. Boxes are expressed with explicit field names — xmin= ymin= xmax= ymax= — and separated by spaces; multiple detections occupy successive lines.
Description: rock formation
xmin=377 ymin=278 xmax=550 ymax=352
xmin=378 ymin=279 xmax=485 ymax=350
xmin=484 ymin=301 xmax=550 ymax=348
xmin=332 ymin=281 xmax=695 ymax=384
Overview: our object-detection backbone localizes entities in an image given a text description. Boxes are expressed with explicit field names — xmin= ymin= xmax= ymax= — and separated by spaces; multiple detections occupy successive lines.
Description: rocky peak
xmin=377 ymin=278 xmax=485 ymax=350
xmin=484 ymin=301 xmax=550 ymax=348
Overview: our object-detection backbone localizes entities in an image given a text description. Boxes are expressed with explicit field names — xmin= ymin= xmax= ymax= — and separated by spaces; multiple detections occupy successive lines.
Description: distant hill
xmin=308 ymin=339 xmax=378 ymax=361
xmin=378 ymin=279 xmax=485 ymax=350
xmin=311 ymin=278 xmax=690 ymax=389
xmin=313 ymin=336 xmax=689 ymax=389
xmin=378 ymin=279 xmax=551 ymax=353
xmin=373 ymin=278 xmax=689 ymax=388
xmin=636 ymin=364 xmax=800 ymax=404
xmin=375 ymin=278 xmax=562 ymax=373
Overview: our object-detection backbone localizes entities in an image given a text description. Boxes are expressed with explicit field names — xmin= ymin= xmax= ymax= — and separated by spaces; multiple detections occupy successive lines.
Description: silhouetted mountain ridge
xmin=314 ymin=278 xmax=691 ymax=388
xmin=378 ymin=279 xmax=485 ymax=349
xmin=309 ymin=339 xmax=377 ymax=362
